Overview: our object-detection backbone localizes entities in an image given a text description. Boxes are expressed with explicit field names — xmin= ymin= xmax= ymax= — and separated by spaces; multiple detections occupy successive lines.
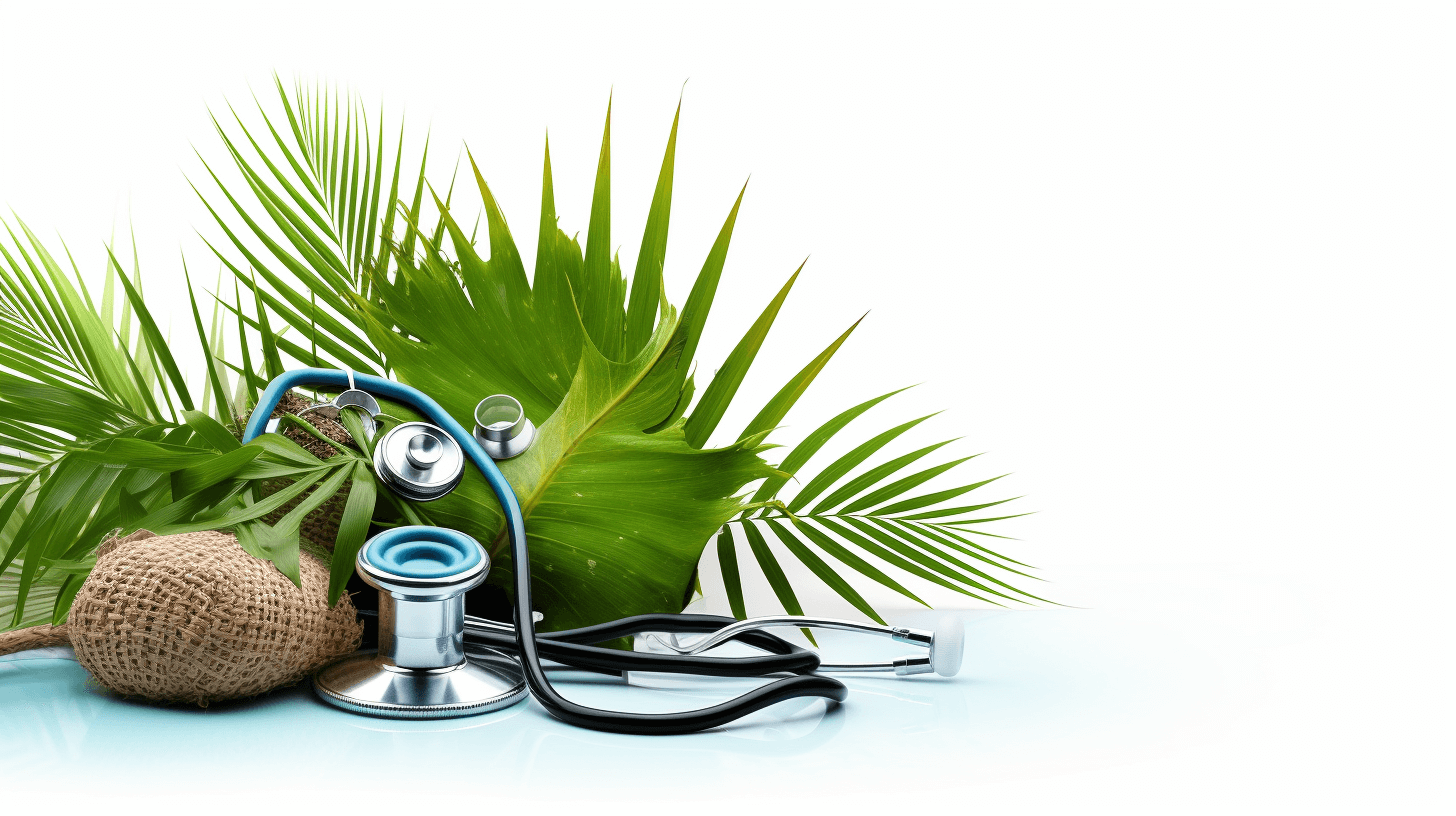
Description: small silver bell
xmin=473 ymin=395 xmax=535 ymax=459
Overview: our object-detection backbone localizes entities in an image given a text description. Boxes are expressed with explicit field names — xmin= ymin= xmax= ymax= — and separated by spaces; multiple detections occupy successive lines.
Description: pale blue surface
xmin=0 ymin=609 xmax=1229 ymax=802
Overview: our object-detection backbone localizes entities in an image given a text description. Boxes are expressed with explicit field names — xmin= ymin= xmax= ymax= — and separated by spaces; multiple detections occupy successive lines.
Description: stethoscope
xmin=243 ymin=369 xmax=963 ymax=735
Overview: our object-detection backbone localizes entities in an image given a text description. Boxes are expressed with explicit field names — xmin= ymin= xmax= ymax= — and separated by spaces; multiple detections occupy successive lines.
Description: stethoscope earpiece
xmin=929 ymin=615 xmax=966 ymax=678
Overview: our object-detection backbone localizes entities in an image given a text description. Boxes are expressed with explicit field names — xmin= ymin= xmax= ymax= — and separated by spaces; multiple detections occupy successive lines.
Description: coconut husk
xmin=63 ymin=529 xmax=361 ymax=705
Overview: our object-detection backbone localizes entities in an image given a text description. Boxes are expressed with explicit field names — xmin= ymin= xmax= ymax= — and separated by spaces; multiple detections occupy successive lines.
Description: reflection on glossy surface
xmin=0 ymin=610 xmax=1228 ymax=800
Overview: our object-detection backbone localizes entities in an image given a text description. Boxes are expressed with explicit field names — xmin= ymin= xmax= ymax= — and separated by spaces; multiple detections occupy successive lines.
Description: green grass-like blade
xmin=739 ymin=314 xmax=863 ymax=443
xmin=896 ymin=497 xmax=1020 ymax=520
xmin=873 ymin=476 xmax=1009 ymax=516
xmin=762 ymin=518 xmax=885 ymax=625
xmin=329 ymin=461 xmax=377 ymax=604
xmin=873 ymin=518 xmax=1044 ymax=600
xmin=816 ymin=516 xmax=1001 ymax=604
xmin=716 ymin=526 xmax=747 ymax=620
xmin=232 ymin=280 xmax=260 ymax=405
xmin=684 ymin=263 xmax=801 ymax=448
xmin=785 ymin=413 xmax=937 ymax=513
xmin=172 ymin=445 xmax=262 ymax=497
xmin=184 ymin=261 xmax=232 ymax=421
xmin=624 ymin=102 xmax=679 ymax=356
xmin=791 ymin=517 xmax=927 ymax=607
xmin=740 ymin=519 xmax=806 ymax=618
xmin=181 ymin=409 xmax=241 ymax=453
xmin=250 ymin=273 xmax=284 ymax=379
xmin=891 ymin=519 xmax=1035 ymax=572
xmin=581 ymin=98 xmax=620 ymax=359
xmin=838 ymin=456 xmax=979 ymax=514
xmin=908 ymin=519 xmax=1031 ymax=560
xmin=810 ymin=440 xmax=961 ymax=515
xmin=747 ymin=386 xmax=910 ymax=507
xmin=107 ymin=248 xmax=193 ymax=413
xmin=677 ymin=184 xmax=746 ymax=379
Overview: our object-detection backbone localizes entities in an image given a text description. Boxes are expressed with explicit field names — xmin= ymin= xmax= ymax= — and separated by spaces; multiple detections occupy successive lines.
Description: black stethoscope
xmin=244 ymin=369 xmax=961 ymax=735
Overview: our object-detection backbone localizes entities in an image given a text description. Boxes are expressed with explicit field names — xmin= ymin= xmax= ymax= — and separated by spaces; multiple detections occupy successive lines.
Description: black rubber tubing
xmin=500 ymin=510 xmax=849 ymax=734
xmin=464 ymin=613 xmax=824 ymax=678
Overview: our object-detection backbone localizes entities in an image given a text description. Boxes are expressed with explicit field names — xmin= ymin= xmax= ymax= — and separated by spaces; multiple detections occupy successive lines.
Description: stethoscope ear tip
xmin=931 ymin=615 xmax=965 ymax=677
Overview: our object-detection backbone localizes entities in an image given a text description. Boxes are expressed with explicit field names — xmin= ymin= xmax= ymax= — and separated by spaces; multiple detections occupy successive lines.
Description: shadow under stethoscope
xmin=505 ymin=696 xmax=849 ymax=784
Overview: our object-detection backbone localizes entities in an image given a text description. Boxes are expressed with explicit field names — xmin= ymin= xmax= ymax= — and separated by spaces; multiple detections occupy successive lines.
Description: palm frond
xmin=717 ymin=381 xmax=1040 ymax=616
xmin=195 ymin=77 xmax=412 ymax=376
xmin=185 ymin=85 xmax=1042 ymax=629
xmin=0 ymin=218 xmax=255 ymax=630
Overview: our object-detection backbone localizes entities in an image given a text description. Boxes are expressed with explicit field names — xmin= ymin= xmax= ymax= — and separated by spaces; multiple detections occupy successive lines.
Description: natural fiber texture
xmin=240 ymin=390 xmax=356 ymax=551
xmin=0 ymin=623 xmax=71 ymax=656
xmin=67 ymin=529 xmax=361 ymax=705
xmin=269 ymin=391 xmax=353 ymax=460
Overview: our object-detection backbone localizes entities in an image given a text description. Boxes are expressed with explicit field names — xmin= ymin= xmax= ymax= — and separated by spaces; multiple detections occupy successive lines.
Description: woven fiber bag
xmin=66 ymin=529 xmax=362 ymax=705
xmin=252 ymin=391 xmax=355 ymax=553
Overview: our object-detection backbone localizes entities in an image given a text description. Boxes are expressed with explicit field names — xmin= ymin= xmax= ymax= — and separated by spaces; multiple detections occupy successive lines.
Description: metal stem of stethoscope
xmin=641 ymin=615 xmax=965 ymax=677
xmin=468 ymin=612 xmax=966 ymax=678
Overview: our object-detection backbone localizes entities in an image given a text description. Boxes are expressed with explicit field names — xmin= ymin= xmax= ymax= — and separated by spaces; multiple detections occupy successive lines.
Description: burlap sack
xmin=66 ymin=529 xmax=362 ymax=705
xmin=251 ymin=391 xmax=355 ymax=553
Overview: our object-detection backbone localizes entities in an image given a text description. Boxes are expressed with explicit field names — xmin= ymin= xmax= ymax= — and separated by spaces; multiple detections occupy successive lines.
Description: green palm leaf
xmin=182 ymin=86 xmax=1045 ymax=630
xmin=0 ymin=217 xmax=253 ymax=630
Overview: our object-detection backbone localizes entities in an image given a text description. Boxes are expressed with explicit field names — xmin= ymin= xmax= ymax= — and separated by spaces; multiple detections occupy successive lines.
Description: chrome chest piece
xmin=313 ymin=527 xmax=526 ymax=719
xmin=373 ymin=422 xmax=465 ymax=501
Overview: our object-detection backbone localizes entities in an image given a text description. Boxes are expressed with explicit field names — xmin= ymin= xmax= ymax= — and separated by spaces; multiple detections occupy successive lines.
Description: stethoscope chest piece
xmin=313 ymin=527 xmax=526 ymax=719
xmin=373 ymin=421 xmax=465 ymax=501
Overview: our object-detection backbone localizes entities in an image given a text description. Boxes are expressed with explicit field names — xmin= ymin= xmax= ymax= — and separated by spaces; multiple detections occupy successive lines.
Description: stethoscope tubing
xmin=464 ymin=612 xmax=823 ymax=678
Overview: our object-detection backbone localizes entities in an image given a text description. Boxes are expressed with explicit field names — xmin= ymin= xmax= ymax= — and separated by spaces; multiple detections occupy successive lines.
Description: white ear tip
xmin=931 ymin=615 xmax=965 ymax=677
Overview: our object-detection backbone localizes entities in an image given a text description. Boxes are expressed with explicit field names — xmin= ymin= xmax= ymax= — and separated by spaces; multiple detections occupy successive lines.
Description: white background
xmin=1 ymin=1 xmax=1451 ymax=811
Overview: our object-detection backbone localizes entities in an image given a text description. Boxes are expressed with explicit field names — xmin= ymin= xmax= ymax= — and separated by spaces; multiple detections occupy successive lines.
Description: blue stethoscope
xmin=244 ymin=369 xmax=961 ymax=735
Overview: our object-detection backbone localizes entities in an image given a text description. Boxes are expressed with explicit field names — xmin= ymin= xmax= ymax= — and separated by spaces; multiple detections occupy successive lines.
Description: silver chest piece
xmin=312 ymin=527 xmax=526 ymax=719
xmin=474 ymin=395 xmax=535 ymax=459
xmin=373 ymin=421 xmax=464 ymax=501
